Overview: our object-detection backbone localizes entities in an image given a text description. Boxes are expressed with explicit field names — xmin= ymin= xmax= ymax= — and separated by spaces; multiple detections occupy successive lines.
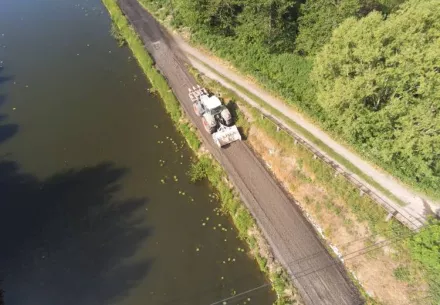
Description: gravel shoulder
xmin=116 ymin=0 xmax=364 ymax=303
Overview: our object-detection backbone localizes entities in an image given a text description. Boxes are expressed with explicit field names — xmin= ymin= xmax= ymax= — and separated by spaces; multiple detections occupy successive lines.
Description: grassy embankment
xmin=187 ymin=57 xmax=405 ymax=207
xmin=140 ymin=0 xmax=440 ymax=201
xmin=102 ymin=0 xmax=298 ymax=304
xmin=192 ymin=71 xmax=439 ymax=305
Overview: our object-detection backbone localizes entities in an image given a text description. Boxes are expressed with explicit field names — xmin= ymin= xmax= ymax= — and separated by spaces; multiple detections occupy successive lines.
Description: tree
xmin=236 ymin=0 xmax=300 ymax=52
xmin=312 ymin=0 xmax=440 ymax=193
xmin=163 ymin=0 xmax=300 ymax=52
xmin=173 ymin=0 xmax=243 ymax=36
xmin=295 ymin=0 xmax=361 ymax=55
xmin=295 ymin=0 xmax=408 ymax=56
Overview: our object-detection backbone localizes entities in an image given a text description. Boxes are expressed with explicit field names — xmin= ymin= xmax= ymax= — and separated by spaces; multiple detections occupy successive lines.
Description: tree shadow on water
xmin=0 ymin=161 xmax=152 ymax=305
xmin=0 ymin=66 xmax=19 ymax=145
xmin=0 ymin=113 xmax=18 ymax=146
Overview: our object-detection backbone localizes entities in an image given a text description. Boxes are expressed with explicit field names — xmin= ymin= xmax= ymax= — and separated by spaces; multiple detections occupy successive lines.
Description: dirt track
xmin=116 ymin=0 xmax=364 ymax=303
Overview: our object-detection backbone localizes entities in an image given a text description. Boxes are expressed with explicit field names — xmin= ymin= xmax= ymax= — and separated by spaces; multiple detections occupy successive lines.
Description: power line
xmin=270 ymin=118 xmax=426 ymax=230
xmin=203 ymin=186 xmax=430 ymax=304
xmin=402 ymin=295 xmax=433 ymax=305
xmin=297 ymin=225 xmax=415 ymax=267
xmin=286 ymin=224 xmax=430 ymax=277
xmin=205 ymin=225 xmax=432 ymax=305
xmin=280 ymin=223 xmax=418 ymax=269
xmin=288 ymin=233 xmax=411 ymax=281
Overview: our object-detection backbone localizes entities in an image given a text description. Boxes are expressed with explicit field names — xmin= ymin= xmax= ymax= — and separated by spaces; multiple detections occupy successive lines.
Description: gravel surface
xmin=116 ymin=0 xmax=364 ymax=303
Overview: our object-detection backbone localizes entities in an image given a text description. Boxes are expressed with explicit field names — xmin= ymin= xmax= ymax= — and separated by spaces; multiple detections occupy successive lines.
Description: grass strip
xmin=190 ymin=57 xmax=406 ymax=207
xmin=102 ymin=1 xmax=298 ymax=304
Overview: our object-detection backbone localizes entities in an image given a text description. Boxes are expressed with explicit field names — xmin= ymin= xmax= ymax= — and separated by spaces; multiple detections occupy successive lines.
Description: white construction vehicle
xmin=188 ymin=85 xmax=242 ymax=147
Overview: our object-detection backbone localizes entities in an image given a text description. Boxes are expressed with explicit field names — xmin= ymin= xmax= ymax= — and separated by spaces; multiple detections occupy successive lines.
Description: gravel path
xmin=115 ymin=0 xmax=364 ymax=304
xmin=171 ymin=34 xmax=439 ymax=227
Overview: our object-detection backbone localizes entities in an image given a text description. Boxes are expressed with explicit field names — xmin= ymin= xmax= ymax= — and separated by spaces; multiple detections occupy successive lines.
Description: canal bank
xmin=101 ymin=0 xmax=364 ymax=305
xmin=102 ymin=0 xmax=298 ymax=303
xmin=0 ymin=0 xmax=275 ymax=304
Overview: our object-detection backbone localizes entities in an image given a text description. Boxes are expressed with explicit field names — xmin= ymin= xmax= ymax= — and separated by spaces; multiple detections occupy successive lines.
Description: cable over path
xmin=115 ymin=0 xmax=364 ymax=303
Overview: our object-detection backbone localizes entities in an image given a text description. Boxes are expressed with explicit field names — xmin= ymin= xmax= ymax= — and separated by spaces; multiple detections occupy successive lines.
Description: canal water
xmin=0 ymin=0 xmax=276 ymax=304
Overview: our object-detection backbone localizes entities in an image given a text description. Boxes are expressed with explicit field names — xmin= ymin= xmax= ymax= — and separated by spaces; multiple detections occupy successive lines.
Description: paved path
xmin=170 ymin=33 xmax=439 ymax=228
xmin=116 ymin=0 xmax=364 ymax=304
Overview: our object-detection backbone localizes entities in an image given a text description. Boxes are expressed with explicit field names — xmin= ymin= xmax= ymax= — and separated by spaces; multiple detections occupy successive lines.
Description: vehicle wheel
xmin=202 ymin=117 xmax=215 ymax=134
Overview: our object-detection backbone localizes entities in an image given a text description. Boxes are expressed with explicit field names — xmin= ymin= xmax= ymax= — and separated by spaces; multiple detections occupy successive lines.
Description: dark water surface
xmin=0 ymin=0 xmax=276 ymax=304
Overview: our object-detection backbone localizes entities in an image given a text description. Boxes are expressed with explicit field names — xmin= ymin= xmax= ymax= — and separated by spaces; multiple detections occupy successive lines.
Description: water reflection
xmin=0 ymin=161 xmax=151 ymax=305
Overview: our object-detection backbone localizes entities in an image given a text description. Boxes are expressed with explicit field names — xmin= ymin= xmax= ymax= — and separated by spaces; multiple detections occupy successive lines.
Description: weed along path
xmin=113 ymin=0 xmax=364 ymax=303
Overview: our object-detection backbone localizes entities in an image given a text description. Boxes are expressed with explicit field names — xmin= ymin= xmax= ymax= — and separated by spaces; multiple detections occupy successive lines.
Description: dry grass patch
xmin=244 ymin=109 xmax=429 ymax=305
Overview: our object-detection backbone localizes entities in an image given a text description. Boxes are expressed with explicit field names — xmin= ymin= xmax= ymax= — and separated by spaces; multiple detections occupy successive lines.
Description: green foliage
xmin=179 ymin=123 xmax=200 ymax=151
xmin=235 ymin=0 xmax=299 ymax=52
xmin=294 ymin=0 xmax=408 ymax=55
xmin=296 ymin=0 xmax=361 ymax=56
xmin=393 ymin=265 xmax=411 ymax=282
xmin=187 ymin=156 xmax=211 ymax=182
xmin=172 ymin=0 xmax=243 ymax=36
xmin=110 ymin=23 xmax=126 ymax=46
xmin=312 ymin=0 xmax=440 ymax=196
xmin=409 ymin=220 xmax=440 ymax=301
xmin=376 ymin=0 xmax=407 ymax=12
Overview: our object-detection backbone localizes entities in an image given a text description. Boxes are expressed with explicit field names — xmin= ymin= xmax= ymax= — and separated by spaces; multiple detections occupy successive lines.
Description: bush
xmin=409 ymin=220 xmax=440 ymax=302
xmin=393 ymin=265 xmax=411 ymax=282
xmin=187 ymin=156 xmax=211 ymax=182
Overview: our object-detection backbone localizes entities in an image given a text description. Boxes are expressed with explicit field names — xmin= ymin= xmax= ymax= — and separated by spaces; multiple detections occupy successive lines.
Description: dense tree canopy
xmin=312 ymin=0 xmax=440 ymax=191
xmin=234 ymin=0 xmax=299 ymax=52
xmin=173 ymin=0 xmax=243 ymax=36
xmin=295 ymin=0 xmax=361 ymax=56
xmin=295 ymin=0 xmax=407 ymax=56
xmin=170 ymin=0 xmax=299 ymax=51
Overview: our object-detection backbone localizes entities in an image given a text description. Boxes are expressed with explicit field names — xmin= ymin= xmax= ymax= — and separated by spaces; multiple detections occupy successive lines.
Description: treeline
xmin=142 ymin=0 xmax=440 ymax=197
